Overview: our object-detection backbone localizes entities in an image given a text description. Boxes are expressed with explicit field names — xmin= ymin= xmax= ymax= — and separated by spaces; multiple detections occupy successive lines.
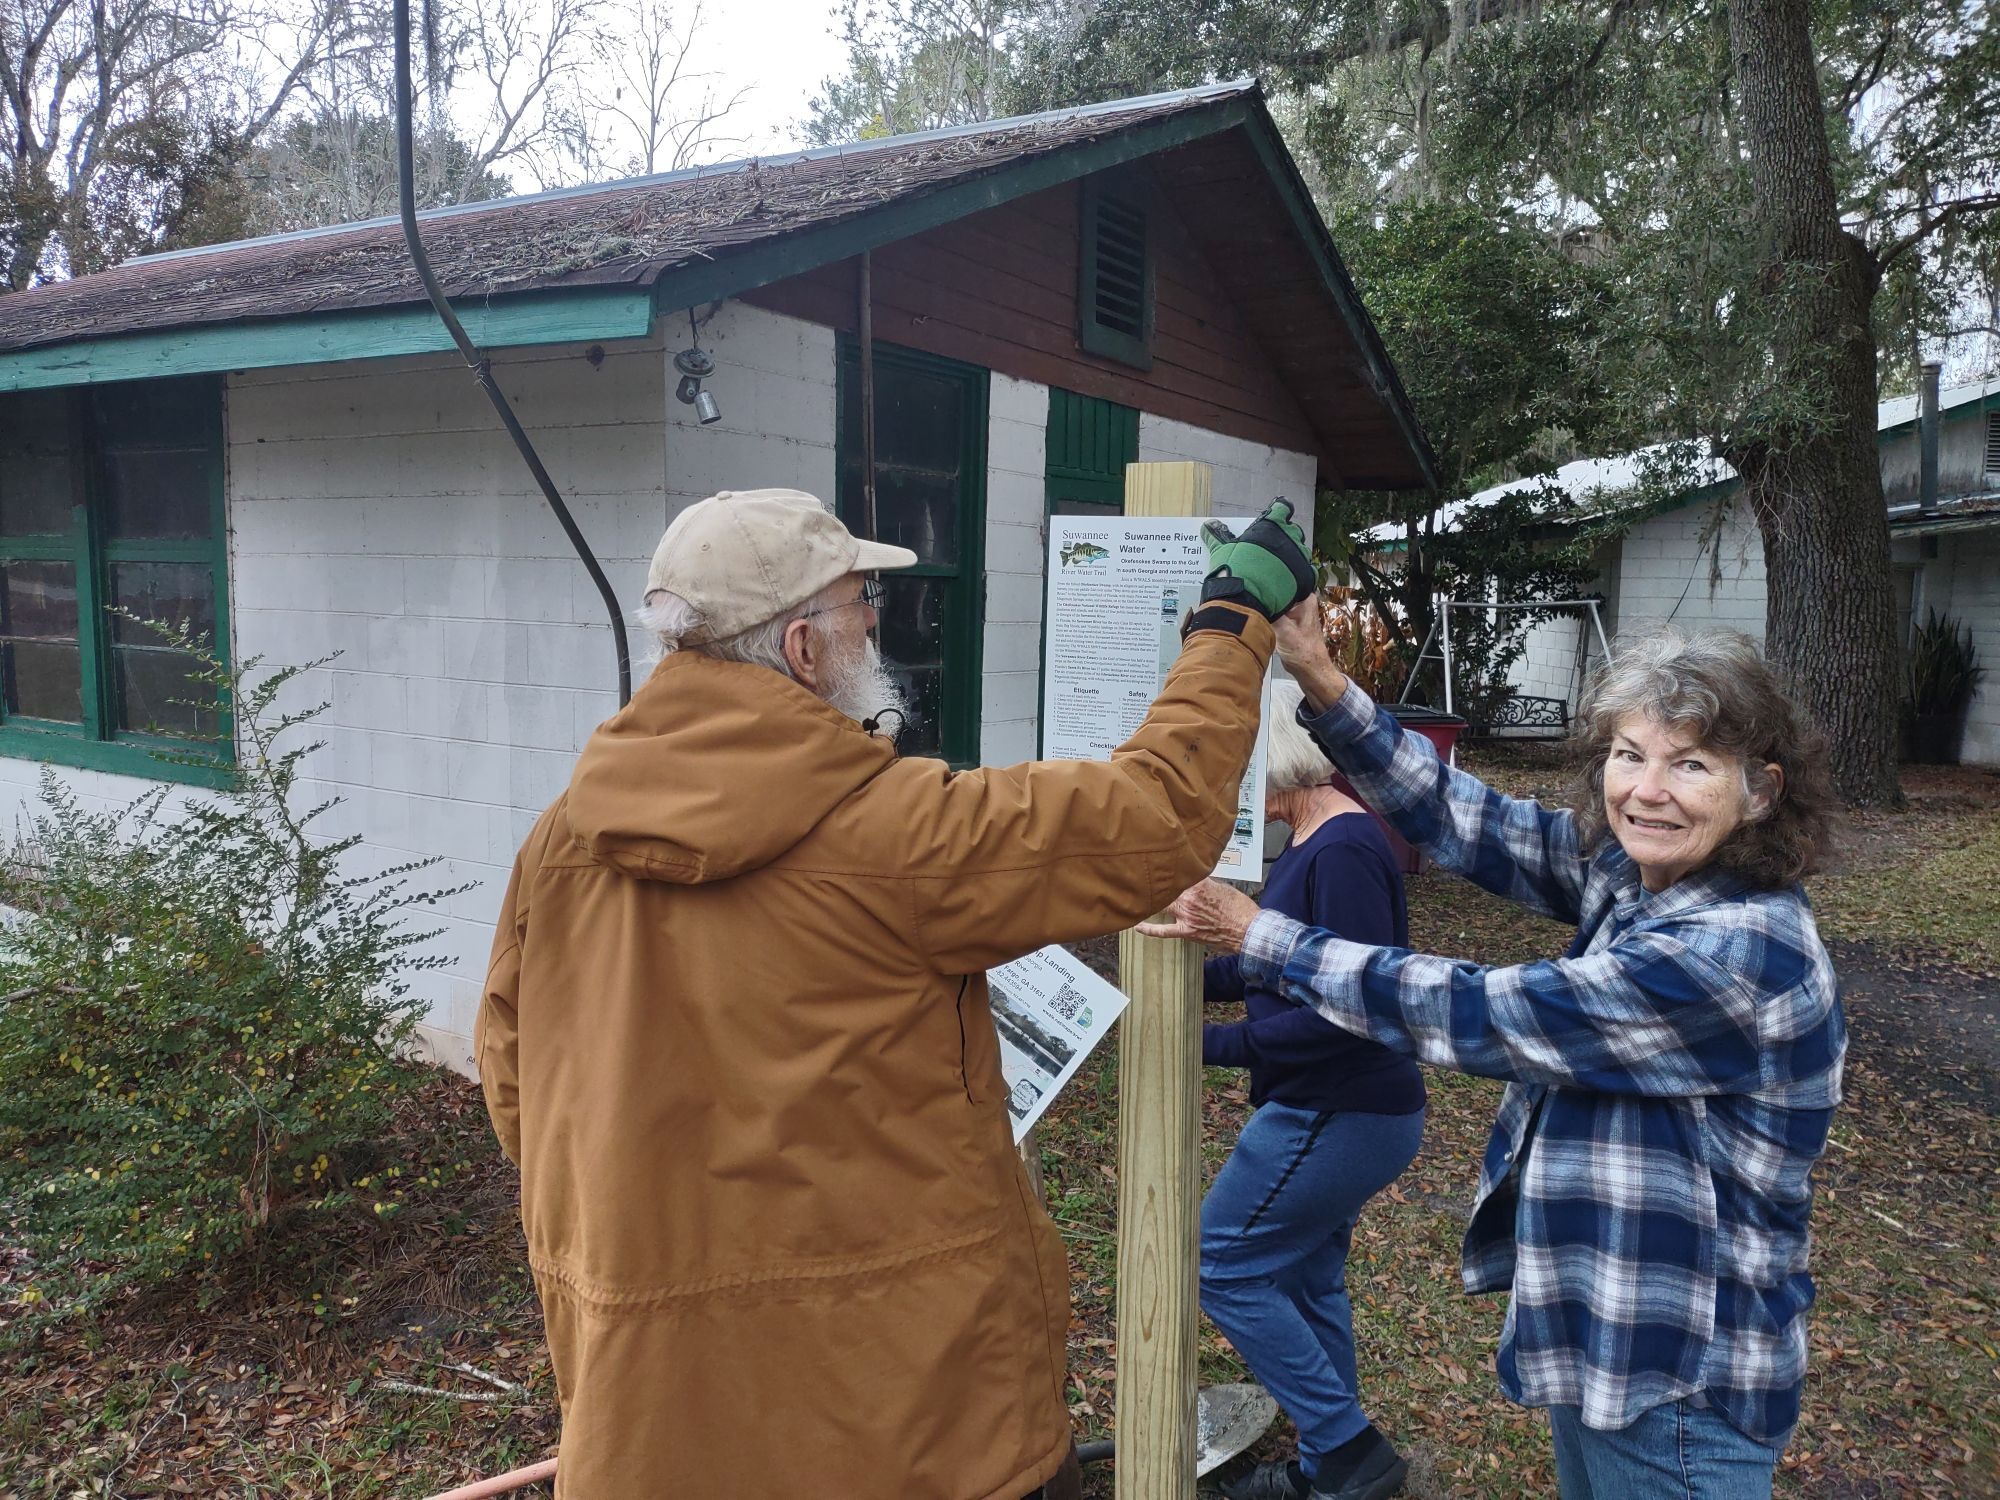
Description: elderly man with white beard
xmin=476 ymin=486 xmax=1318 ymax=1499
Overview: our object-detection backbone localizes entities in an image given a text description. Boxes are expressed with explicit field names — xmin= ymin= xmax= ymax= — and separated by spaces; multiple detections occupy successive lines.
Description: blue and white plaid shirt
xmin=1239 ymin=682 xmax=1845 ymax=1446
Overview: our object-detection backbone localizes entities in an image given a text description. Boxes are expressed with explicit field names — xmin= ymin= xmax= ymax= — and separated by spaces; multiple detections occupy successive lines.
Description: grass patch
xmin=0 ymin=1079 xmax=558 ymax=1498
xmin=1 ymin=755 xmax=1994 ymax=1498
xmin=1812 ymin=770 xmax=2000 ymax=974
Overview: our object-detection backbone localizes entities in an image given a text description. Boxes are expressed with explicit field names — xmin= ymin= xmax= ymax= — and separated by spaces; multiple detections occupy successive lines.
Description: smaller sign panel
xmin=987 ymin=946 xmax=1131 ymax=1142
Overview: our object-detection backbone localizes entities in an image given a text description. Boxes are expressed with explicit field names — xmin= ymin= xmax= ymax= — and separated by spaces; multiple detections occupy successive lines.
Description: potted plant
xmin=1905 ymin=608 xmax=1985 ymax=764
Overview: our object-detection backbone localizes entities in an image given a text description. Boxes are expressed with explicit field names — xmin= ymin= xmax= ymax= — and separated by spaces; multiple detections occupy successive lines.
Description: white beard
xmin=820 ymin=636 xmax=912 ymax=733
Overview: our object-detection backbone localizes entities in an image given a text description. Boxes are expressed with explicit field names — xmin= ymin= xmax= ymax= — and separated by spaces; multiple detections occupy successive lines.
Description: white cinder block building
xmin=1376 ymin=386 xmax=2000 ymax=764
xmin=0 ymin=83 xmax=1436 ymax=1070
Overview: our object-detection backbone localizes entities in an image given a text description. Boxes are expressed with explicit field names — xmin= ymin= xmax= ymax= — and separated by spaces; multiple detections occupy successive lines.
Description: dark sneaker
xmin=1218 ymin=1458 xmax=1310 ymax=1500
xmin=1306 ymin=1437 xmax=1407 ymax=1500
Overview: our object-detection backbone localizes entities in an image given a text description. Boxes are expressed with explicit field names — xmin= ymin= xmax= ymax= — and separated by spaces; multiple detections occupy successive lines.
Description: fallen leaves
xmin=0 ymin=755 xmax=1993 ymax=1499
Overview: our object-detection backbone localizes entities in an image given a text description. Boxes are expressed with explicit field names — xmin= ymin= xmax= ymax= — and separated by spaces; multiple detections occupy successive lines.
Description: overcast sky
xmin=691 ymin=0 xmax=851 ymax=158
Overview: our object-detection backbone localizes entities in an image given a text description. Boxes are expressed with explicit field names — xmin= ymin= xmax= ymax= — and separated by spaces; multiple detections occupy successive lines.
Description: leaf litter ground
xmin=1 ymin=751 xmax=1993 ymax=1498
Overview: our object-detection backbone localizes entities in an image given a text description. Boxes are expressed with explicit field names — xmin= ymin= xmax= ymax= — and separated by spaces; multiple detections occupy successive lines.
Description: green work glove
xmin=1198 ymin=499 xmax=1316 ymax=620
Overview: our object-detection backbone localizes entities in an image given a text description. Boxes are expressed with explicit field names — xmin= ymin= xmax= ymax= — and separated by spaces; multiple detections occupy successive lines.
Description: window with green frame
xmin=0 ymin=376 xmax=231 ymax=783
xmin=836 ymin=340 xmax=988 ymax=766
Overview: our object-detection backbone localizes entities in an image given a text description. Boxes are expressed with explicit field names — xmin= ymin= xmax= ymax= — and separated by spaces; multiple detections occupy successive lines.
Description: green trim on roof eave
xmin=645 ymin=97 xmax=1257 ymax=314
xmin=0 ymin=286 xmax=656 ymax=393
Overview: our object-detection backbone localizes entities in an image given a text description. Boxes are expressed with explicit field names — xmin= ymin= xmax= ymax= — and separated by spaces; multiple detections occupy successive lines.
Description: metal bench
xmin=1474 ymin=693 xmax=1573 ymax=739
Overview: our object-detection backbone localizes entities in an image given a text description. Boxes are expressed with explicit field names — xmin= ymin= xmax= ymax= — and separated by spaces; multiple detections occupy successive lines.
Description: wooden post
xmin=1114 ymin=460 xmax=1211 ymax=1500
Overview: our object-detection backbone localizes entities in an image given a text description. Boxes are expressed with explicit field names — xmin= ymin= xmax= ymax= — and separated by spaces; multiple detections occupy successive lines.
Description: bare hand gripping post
xmin=392 ymin=0 xmax=632 ymax=707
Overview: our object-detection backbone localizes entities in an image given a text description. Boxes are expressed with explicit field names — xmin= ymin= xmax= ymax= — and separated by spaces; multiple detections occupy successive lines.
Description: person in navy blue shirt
xmin=1202 ymin=680 xmax=1424 ymax=1500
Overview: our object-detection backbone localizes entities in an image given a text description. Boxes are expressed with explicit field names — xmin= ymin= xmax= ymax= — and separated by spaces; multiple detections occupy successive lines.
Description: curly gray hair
xmin=1568 ymin=629 xmax=1838 ymax=888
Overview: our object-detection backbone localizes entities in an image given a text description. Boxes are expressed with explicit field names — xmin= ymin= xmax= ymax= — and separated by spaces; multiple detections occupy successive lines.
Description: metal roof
xmin=1887 ymin=495 xmax=2000 ymax=536
xmin=1877 ymin=379 xmax=2000 ymax=435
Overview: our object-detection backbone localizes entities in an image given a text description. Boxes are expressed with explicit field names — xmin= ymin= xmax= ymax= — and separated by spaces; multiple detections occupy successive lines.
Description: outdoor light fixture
xmin=674 ymin=306 xmax=722 ymax=424
xmin=673 ymin=346 xmax=720 ymax=424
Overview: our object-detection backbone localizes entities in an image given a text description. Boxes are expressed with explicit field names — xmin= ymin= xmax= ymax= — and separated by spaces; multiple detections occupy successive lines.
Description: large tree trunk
xmin=1729 ymin=0 xmax=1903 ymax=806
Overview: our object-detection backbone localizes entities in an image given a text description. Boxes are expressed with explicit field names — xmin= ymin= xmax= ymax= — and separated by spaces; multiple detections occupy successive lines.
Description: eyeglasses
xmin=800 ymin=576 xmax=886 ymax=621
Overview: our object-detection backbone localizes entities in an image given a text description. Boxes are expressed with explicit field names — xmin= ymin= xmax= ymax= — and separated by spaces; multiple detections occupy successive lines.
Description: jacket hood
xmin=566 ymin=652 xmax=898 ymax=883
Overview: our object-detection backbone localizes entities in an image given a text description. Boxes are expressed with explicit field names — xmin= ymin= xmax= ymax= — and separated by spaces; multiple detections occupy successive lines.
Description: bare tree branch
xmin=453 ymin=0 xmax=599 ymax=192
xmin=1877 ymin=191 xmax=2000 ymax=270
xmin=3 ymin=0 xmax=353 ymax=284
xmin=576 ymin=0 xmax=745 ymax=177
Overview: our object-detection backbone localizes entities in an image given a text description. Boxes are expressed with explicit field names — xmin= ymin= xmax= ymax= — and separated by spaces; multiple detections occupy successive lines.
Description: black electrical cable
xmin=391 ymin=0 xmax=632 ymax=706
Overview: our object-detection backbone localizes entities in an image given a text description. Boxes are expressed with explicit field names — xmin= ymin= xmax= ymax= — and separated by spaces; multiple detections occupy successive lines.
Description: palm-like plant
xmin=1907 ymin=609 xmax=1984 ymax=718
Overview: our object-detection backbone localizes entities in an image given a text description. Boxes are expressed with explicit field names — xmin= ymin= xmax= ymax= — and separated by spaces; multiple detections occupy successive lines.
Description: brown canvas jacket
xmin=477 ymin=602 xmax=1273 ymax=1499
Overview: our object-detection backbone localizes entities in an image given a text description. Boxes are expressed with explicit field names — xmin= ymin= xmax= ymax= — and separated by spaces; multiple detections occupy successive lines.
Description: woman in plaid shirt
xmin=1143 ymin=607 xmax=1845 ymax=1500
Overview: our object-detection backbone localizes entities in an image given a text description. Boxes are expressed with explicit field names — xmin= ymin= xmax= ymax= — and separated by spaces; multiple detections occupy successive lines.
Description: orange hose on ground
xmin=422 ymin=1457 xmax=558 ymax=1499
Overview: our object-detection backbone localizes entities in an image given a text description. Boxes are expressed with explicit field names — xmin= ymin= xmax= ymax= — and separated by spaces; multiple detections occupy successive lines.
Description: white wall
xmin=661 ymin=303 xmax=838 ymax=523
xmin=1613 ymin=490 xmax=1766 ymax=641
xmin=227 ymin=301 xmax=832 ymax=1072
xmin=1881 ymin=408 xmax=2000 ymax=505
xmin=981 ymin=374 xmax=1048 ymax=767
xmin=1137 ymin=415 xmax=1319 ymax=529
xmin=223 ymin=332 xmax=678 ymax=1072
xmin=1916 ymin=529 xmax=2000 ymax=765
xmin=1506 ymin=612 xmax=1596 ymax=713
xmin=0 ymin=301 xmax=839 ymax=1076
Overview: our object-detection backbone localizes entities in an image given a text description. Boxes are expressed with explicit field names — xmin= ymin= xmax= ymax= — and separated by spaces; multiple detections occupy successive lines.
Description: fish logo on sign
xmin=1060 ymin=540 xmax=1110 ymax=568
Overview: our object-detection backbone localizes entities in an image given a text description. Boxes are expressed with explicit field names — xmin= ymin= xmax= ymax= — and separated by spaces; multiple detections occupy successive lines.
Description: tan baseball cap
xmin=644 ymin=488 xmax=917 ymax=643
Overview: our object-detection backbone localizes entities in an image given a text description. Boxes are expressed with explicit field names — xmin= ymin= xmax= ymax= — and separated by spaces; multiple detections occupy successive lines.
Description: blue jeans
xmin=1200 ymin=1101 xmax=1424 ymax=1480
xmin=1548 ymin=1401 xmax=1780 ymax=1499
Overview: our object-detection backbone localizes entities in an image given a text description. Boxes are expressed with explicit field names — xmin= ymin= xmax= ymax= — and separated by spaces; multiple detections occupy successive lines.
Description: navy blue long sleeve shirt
xmin=1202 ymin=812 xmax=1425 ymax=1115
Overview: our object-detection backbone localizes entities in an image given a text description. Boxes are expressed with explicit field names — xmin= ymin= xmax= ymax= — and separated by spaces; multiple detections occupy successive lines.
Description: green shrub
xmin=0 ymin=634 xmax=466 ymax=1320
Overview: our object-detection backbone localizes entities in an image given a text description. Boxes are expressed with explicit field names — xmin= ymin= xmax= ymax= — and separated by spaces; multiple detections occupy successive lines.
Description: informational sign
xmin=987 ymin=945 xmax=1131 ymax=1142
xmin=1043 ymin=515 xmax=1270 ymax=879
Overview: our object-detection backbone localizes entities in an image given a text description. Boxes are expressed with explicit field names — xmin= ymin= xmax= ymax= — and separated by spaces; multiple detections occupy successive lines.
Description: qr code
xmin=1048 ymin=983 xmax=1087 ymax=1023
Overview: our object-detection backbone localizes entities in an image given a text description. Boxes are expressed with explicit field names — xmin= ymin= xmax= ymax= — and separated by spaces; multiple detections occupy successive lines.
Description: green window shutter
xmin=1045 ymin=388 xmax=1138 ymax=516
xmin=1038 ymin=389 xmax=1139 ymax=756
xmin=1077 ymin=177 xmax=1155 ymax=370
xmin=0 ymin=375 xmax=232 ymax=784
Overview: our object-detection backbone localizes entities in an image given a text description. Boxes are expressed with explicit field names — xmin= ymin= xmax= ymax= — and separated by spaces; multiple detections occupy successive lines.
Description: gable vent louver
xmin=1985 ymin=412 xmax=2000 ymax=476
xmin=1079 ymin=180 xmax=1154 ymax=369
xmin=1092 ymin=196 xmax=1148 ymax=340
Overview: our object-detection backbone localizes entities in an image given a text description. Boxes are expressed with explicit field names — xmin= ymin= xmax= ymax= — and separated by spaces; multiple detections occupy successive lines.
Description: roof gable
xmin=0 ymin=83 xmax=1435 ymax=488
xmin=1 ymin=87 xmax=1247 ymax=356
